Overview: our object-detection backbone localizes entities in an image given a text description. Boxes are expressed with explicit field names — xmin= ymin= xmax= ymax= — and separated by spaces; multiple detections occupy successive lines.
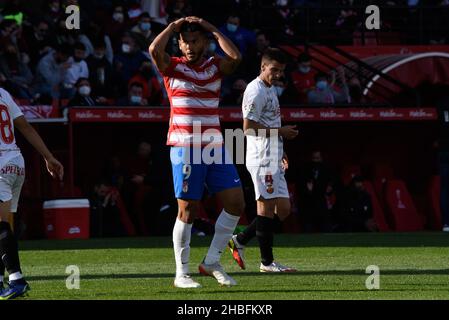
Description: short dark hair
xmin=56 ymin=44 xmax=73 ymax=56
xmin=315 ymin=72 xmax=328 ymax=82
xmin=75 ymin=77 xmax=89 ymax=87
xmin=179 ymin=22 xmax=206 ymax=35
xmin=262 ymin=48 xmax=287 ymax=65
xmin=140 ymin=12 xmax=151 ymax=19
xmin=298 ymin=52 xmax=311 ymax=63
xmin=92 ymin=38 xmax=106 ymax=49
xmin=129 ymin=82 xmax=144 ymax=90
xmin=74 ymin=42 xmax=86 ymax=51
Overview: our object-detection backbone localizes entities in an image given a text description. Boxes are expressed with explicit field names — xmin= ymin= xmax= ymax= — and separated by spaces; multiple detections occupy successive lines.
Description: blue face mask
xmin=140 ymin=22 xmax=151 ymax=31
xmin=226 ymin=23 xmax=238 ymax=33
xmin=209 ymin=42 xmax=217 ymax=53
xmin=299 ymin=65 xmax=311 ymax=74
xmin=130 ymin=95 xmax=142 ymax=104
xmin=316 ymin=80 xmax=328 ymax=90
xmin=274 ymin=86 xmax=285 ymax=97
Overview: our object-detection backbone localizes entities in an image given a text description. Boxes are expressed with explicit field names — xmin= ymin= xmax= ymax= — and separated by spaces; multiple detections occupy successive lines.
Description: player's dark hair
xmin=178 ymin=22 xmax=206 ymax=37
xmin=262 ymin=48 xmax=287 ymax=65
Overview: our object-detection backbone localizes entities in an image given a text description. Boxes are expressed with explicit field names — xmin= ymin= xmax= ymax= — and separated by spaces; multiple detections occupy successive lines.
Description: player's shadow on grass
xmin=26 ymin=269 xmax=449 ymax=282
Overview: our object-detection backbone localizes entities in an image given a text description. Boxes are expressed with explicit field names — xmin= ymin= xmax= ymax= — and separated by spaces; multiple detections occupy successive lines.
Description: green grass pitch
xmin=17 ymin=233 xmax=449 ymax=300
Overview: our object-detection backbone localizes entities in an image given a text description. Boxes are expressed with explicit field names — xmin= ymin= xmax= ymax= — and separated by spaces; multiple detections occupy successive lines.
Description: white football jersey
xmin=0 ymin=88 xmax=23 ymax=170
xmin=242 ymin=77 xmax=284 ymax=173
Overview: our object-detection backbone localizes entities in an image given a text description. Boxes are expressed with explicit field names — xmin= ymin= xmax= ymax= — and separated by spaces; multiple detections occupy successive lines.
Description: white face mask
xmin=130 ymin=95 xmax=142 ymax=104
xmin=122 ymin=44 xmax=131 ymax=53
xmin=79 ymin=85 xmax=91 ymax=96
xmin=209 ymin=42 xmax=217 ymax=53
xmin=113 ymin=12 xmax=124 ymax=23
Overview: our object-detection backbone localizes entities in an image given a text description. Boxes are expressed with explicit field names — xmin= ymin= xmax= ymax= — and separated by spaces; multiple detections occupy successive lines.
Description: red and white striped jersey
xmin=161 ymin=56 xmax=223 ymax=146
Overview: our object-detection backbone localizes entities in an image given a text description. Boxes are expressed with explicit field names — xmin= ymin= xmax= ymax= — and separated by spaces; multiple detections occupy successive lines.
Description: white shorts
xmin=247 ymin=165 xmax=289 ymax=200
xmin=0 ymin=155 xmax=25 ymax=213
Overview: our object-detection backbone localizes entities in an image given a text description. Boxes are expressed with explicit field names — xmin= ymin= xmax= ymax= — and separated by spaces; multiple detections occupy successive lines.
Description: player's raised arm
xmin=185 ymin=16 xmax=242 ymax=75
xmin=149 ymin=18 xmax=186 ymax=74
xmin=13 ymin=116 xmax=64 ymax=180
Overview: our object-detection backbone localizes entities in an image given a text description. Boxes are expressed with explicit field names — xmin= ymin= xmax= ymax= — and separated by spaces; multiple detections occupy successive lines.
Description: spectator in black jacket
xmin=298 ymin=150 xmax=335 ymax=232
xmin=337 ymin=176 xmax=378 ymax=232
xmin=86 ymin=39 xmax=114 ymax=99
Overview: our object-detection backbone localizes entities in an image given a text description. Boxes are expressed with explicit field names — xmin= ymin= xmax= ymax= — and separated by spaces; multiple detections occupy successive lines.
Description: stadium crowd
xmin=0 ymin=0 xmax=448 ymax=109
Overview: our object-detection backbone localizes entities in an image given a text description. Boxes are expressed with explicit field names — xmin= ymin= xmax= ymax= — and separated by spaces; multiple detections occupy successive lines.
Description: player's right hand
xmin=171 ymin=18 xmax=186 ymax=32
xmin=45 ymin=157 xmax=64 ymax=181
xmin=279 ymin=125 xmax=299 ymax=140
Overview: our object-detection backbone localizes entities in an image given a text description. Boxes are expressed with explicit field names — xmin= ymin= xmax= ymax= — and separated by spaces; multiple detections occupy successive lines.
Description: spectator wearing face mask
xmin=217 ymin=13 xmax=256 ymax=58
xmin=62 ymin=42 xmax=89 ymax=99
xmin=114 ymin=33 xmax=150 ymax=96
xmin=272 ymin=77 xmax=297 ymax=105
xmin=289 ymin=52 xmax=316 ymax=104
xmin=67 ymin=77 xmax=108 ymax=107
xmin=87 ymin=39 xmax=114 ymax=98
xmin=105 ymin=5 xmax=130 ymax=49
xmin=131 ymin=12 xmax=165 ymax=51
xmin=307 ymin=72 xmax=349 ymax=105
xmin=117 ymin=82 xmax=148 ymax=106
xmin=128 ymin=61 xmax=163 ymax=105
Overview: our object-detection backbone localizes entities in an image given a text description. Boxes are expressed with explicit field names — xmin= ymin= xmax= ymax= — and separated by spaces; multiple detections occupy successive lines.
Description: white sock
xmin=9 ymin=272 xmax=23 ymax=281
xmin=173 ymin=218 xmax=192 ymax=278
xmin=205 ymin=210 xmax=240 ymax=265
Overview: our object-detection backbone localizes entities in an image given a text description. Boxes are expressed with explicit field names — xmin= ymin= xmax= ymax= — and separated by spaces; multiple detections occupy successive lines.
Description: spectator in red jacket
xmin=290 ymin=52 xmax=316 ymax=104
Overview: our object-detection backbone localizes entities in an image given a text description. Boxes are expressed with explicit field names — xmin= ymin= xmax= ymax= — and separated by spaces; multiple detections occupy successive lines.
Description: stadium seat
xmin=384 ymin=180 xmax=425 ymax=231
xmin=362 ymin=181 xmax=390 ymax=232
xmin=427 ymin=175 xmax=442 ymax=230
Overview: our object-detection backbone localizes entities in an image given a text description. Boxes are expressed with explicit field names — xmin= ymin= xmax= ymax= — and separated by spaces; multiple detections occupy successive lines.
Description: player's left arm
xmin=185 ymin=16 xmax=242 ymax=75
xmin=13 ymin=116 xmax=64 ymax=180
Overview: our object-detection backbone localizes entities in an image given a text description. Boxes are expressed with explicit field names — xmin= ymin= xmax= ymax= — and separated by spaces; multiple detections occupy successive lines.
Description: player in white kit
xmin=228 ymin=48 xmax=299 ymax=272
xmin=0 ymin=88 xmax=63 ymax=299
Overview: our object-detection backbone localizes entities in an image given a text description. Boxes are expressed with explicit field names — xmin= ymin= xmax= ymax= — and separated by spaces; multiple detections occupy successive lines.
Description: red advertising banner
xmin=70 ymin=107 xmax=437 ymax=123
